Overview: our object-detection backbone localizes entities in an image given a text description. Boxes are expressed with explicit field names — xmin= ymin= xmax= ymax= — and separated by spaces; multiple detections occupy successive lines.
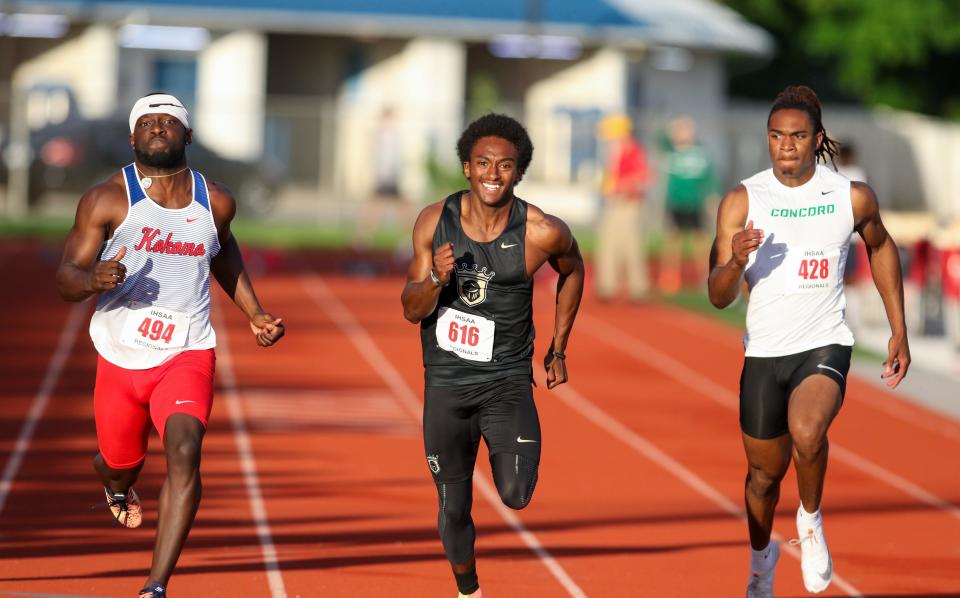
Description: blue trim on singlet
xmin=192 ymin=170 xmax=210 ymax=211
xmin=123 ymin=164 xmax=147 ymax=206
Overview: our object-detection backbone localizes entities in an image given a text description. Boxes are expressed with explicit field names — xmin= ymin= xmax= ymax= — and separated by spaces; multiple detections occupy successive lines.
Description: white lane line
xmin=579 ymin=312 xmax=960 ymax=525
xmin=0 ymin=592 xmax=118 ymax=598
xmin=302 ymin=274 xmax=587 ymax=598
xmin=0 ymin=302 xmax=85 ymax=517
xmin=544 ymin=367 xmax=863 ymax=597
xmin=211 ymin=303 xmax=287 ymax=598
xmin=0 ymin=592 xmax=119 ymax=598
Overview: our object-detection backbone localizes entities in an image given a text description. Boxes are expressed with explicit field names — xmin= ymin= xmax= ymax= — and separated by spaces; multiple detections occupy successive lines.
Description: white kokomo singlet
xmin=89 ymin=164 xmax=221 ymax=369
xmin=742 ymin=165 xmax=855 ymax=357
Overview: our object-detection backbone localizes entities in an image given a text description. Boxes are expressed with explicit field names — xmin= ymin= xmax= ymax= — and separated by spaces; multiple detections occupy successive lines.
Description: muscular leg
xmin=787 ymin=375 xmax=842 ymax=512
xmin=148 ymin=413 xmax=205 ymax=586
xmin=482 ymin=377 xmax=541 ymax=511
xmin=436 ymin=479 xmax=480 ymax=594
xmin=93 ymin=454 xmax=143 ymax=493
xmin=436 ymin=479 xmax=475 ymax=563
xmin=490 ymin=452 xmax=539 ymax=510
xmin=742 ymin=432 xmax=792 ymax=550
xmin=423 ymin=384 xmax=482 ymax=595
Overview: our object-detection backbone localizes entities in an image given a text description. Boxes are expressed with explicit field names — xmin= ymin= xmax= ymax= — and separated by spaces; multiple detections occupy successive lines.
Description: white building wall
xmin=521 ymin=48 xmax=630 ymax=224
xmin=335 ymin=38 xmax=465 ymax=202
xmin=526 ymin=48 xmax=629 ymax=181
xmin=196 ymin=30 xmax=266 ymax=160
xmin=880 ymin=111 xmax=960 ymax=220
xmin=13 ymin=25 xmax=118 ymax=121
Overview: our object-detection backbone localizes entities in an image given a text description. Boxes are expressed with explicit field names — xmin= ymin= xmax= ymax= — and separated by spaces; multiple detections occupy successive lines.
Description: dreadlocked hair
xmin=768 ymin=85 xmax=840 ymax=168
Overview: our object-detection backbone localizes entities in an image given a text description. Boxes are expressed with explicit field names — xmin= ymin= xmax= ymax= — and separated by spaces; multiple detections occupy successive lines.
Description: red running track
xmin=0 ymin=244 xmax=958 ymax=597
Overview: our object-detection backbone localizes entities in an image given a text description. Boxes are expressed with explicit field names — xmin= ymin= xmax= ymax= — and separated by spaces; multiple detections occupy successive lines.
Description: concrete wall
xmin=13 ymin=25 xmax=117 ymax=121
xmin=879 ymin=110 xmax=960 ymax=219
xmin=334 ymin=37 xmax=466 ymax=202
xmin=197 ymin=30 xmax=266 ymax=161
xmin=526 ymin=48 xmax=630 ymax=182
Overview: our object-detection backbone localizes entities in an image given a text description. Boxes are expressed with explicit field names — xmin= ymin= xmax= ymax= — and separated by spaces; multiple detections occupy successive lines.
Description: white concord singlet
xmin=89 ymin=164 xmax=221 ymax=369
xmin=742 ymin=165 xmax=855 ymax=357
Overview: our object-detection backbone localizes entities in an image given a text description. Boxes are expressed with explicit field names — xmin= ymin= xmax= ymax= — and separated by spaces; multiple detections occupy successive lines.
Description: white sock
xmin=798 ymin=504 xmax=822 ymax=524
xmin=751 ymin=543 xmax=775 ymax=572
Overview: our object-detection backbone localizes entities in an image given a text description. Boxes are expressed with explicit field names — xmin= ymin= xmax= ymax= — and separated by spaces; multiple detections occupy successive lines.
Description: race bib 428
xmin=786 ymin=247 xmax=840 ymax=294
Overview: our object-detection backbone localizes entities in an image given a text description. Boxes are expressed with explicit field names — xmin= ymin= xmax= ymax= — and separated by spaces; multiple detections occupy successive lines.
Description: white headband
xmin=129 ymin=94 xmax=190 ymax=133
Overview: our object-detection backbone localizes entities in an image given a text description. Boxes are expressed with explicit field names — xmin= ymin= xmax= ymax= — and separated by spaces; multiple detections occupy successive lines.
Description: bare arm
xmin=55 ymin=180 xmax=128 ymax=301
xmin=852 ymin=181 xmax=910 ymax=387
xmin=209 ymin=182 xmax=284 ymax=347
xmin=708 ymin=185 xmax=762 ymax=308
xmin=401 ymin=202 xmax=449 ymax=323
xmin=529 ymin=211 xmax=585 ymax=389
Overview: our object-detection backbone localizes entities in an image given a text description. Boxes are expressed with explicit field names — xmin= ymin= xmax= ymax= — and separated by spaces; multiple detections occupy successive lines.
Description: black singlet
xmin=420 ymin=192 xmax=534 ymax=386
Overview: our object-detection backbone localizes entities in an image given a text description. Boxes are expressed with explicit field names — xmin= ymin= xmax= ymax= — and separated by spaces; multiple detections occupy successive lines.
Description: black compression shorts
xmin=739 ymin=344 xmax=852 ymax=440
xmin=667 ymin=208 xmax=703 ymax=231
xmin=423 ymin=375 xmax=540 ymax=483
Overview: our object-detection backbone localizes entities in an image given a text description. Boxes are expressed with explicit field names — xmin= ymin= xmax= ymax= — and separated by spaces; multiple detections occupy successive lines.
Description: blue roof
xmin=41 ymin=0 xmax=773 ymax=55
xmin=73 ymin=0 xmax=640 ymax=27
xmin=132 ymin=0 xmax=630 ymax=26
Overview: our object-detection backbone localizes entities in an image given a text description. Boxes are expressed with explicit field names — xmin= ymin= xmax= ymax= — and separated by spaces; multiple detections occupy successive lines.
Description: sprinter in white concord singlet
xmin=56 ymin=93 xmax=285 ymax=598
xmin=708 ymin=85 xmax=910 ymax=598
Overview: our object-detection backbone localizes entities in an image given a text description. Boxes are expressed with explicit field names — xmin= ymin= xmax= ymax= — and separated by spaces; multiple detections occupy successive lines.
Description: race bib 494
xmin=120 ymin=305 xmax=190 ymax=351
xmin=435 ymin=307 xmax=495 ymax=362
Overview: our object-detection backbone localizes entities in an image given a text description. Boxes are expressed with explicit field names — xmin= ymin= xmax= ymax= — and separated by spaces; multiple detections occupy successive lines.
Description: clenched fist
xmin=732 ymin=220 xmax=764 ymax=267
xmin=90 ymin=246 xmax=127 ymax=292
xmin=432 ymin=242 xmax=455 ymax=286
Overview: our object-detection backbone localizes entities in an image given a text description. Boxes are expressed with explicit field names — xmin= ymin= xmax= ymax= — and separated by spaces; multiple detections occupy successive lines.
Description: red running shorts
xmin=94 ymin=348 xmax=215 ymax=469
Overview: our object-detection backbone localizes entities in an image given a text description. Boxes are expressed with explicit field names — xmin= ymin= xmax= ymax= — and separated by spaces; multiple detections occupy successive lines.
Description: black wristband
xmin=551 ymin=350 xmax=566 ymax=360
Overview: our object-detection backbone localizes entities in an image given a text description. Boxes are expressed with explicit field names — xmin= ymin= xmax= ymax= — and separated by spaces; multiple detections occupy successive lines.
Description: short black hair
xmin=456 ymin=113 xmax=534 ymax=177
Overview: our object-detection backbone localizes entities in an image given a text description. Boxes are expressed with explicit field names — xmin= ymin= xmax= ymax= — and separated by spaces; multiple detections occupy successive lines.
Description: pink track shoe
xmin=104 ymin=487 xmax=143 ymax=528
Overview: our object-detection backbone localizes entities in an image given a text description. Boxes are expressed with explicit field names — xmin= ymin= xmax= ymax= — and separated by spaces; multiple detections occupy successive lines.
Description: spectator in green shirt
xmin=659 ymin=116 xmax=718 ymax=294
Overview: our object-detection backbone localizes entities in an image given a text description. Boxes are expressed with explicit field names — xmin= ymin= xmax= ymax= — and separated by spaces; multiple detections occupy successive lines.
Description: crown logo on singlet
xmin=455 ymin=262 xmax=496 ymax=307
xmin=133 ymin=227 xmax=206 ymax=256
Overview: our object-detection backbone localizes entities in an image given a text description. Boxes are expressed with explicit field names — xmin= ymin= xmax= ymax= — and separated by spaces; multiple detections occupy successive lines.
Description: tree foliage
xmin=723 ymin=0 xmax=960 ymax=118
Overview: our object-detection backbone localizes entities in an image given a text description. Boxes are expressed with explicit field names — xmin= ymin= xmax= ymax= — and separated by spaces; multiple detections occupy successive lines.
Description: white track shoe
xmin=746 ymin=540 xmax=779 ymax=598
xmin=791 ymin=507 xmax=832 ymax=593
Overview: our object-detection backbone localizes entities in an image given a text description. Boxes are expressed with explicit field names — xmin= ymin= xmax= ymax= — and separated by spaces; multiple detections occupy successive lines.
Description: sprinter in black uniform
xmin=402 ymin=114 xmax=585 ymax=598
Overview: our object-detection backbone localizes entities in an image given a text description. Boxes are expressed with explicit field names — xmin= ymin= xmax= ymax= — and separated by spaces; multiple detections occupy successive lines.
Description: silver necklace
xmin=137 ymin=165 xmax=188 ymax=189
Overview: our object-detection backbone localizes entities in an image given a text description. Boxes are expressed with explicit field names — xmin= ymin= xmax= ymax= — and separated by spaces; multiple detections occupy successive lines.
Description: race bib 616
xmin=435 ymin=307 xmax=495 ymax=362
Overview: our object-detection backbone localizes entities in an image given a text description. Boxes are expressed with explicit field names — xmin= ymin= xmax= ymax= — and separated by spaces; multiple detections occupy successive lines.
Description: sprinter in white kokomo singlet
xmin=708 ymin=85 xmax=910 ymax=598
xmin=88 ymin=163 xmax=220 ymax=370
xmin=56 ymin=93 xmax=285 ymax=598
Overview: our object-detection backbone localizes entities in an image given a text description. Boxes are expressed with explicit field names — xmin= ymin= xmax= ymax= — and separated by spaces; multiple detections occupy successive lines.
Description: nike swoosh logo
xmin=516 ymin=436 xmax=538 ymax=443
xmin=186 ymin=217 xmax=199 ymax=223
xmin=817 ymin=363 xmax=844 ymax=381
xmin=175 ymin=400 xmax=196 ymax=405
xmin=820 ymin=190 xmax=834 ymax=195
xmin=500 ymin=242 xmax=518 ymax=249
